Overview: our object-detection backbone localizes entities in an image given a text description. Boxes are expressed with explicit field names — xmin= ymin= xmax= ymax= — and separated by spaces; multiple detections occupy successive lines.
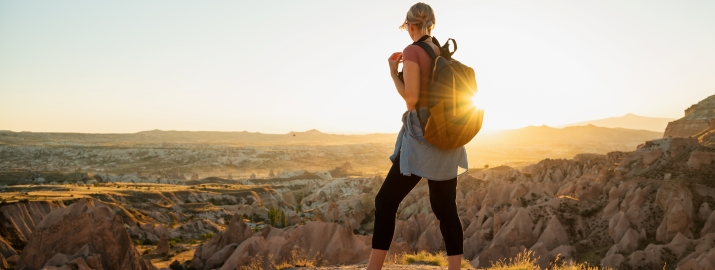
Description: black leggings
xmin=372 ymin=153 xmax=463 ymax=256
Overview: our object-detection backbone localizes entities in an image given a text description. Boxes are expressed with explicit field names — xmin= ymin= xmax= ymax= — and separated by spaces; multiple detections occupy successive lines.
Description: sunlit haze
xmin=1 ymin=0 xmax=714 ymax=134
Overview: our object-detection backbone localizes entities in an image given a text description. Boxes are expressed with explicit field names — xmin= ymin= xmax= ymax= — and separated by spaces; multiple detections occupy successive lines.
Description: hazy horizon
xmin=0 ymin=113 xmax=669 ymax=135
xmin=2 ymin=0 xmax=714 ymax=134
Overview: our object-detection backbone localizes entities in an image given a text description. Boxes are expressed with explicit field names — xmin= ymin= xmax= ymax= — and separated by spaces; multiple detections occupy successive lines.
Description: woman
xmin=367 ymin=2 xmax=468 ymax=270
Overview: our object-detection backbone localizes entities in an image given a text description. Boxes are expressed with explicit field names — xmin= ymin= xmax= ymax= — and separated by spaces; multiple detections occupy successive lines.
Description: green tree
xmin=267 ymin=206 xmax=279 ymax=226
xmin=280 ymin=211 xmax=286 ymax=228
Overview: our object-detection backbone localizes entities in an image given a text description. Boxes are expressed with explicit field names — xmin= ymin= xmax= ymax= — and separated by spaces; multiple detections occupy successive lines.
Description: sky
xmin=1 ymin=0 xmax=714 ymax=134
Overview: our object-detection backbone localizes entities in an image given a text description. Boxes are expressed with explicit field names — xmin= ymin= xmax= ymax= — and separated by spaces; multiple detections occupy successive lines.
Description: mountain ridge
xmin=560 ymin=113 xmax=675 ymax=132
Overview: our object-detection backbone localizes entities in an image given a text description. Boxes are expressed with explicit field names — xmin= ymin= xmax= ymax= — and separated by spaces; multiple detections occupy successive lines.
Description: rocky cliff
xmin=664 ymin=94 xmax=715 ymax=138
xmin=0 ymin=200 xmax=66 ymax=255
xmin=16 ymin=199 xmax=155 ymax=270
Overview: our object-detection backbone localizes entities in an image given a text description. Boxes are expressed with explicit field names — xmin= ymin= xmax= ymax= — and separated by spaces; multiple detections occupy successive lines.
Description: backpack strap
xmin=411 ymin=35 xmax=439 ymax=129
xmin=440 ymin=38 xmax=457 ymax=60
xmin=412 ymin=36 xmax=437 ymax=71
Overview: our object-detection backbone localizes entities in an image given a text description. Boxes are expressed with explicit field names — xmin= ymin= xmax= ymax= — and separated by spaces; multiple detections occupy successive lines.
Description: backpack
xmin=411 ymin=35 xmax=484 ymax=149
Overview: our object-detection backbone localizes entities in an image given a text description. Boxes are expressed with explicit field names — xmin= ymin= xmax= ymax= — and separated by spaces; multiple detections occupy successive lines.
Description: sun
xmin=471 ymin=93 xmax=482 ymax=109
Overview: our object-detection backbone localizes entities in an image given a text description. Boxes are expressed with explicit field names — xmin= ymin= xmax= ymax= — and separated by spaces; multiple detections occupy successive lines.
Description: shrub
xmin=201 ymin=232 xmax=214 ymax=240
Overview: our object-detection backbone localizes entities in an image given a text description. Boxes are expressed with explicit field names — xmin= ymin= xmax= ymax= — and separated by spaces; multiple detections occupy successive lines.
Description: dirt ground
xmin=287 ymin=265 xmax=473 ymax=270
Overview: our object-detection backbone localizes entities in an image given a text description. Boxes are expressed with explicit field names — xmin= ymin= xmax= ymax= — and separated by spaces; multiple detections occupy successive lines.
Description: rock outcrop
xmin=16 ymin=199 xmax=155 ymax=270
xmin=664 ymin=94 xmax=715 ymax=138
xmin=192 ymin=214 xmax=253 ymax=269
xmin=0 ymin=200 xmax=66 ymax=248
xmin=192 ymin=214 xmax=371 ymax=269
xmin=154 ymin=234 xmax=169 ymax=255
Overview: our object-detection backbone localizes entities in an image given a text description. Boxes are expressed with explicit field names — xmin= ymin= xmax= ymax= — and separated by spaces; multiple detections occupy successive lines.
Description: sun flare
xmin=471 ymin=94 xmax=482 ymax=110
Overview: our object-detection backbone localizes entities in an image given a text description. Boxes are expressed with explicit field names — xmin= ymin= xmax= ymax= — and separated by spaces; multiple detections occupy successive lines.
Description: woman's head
xmin=399 ymin=2 xmax=435 ymax=40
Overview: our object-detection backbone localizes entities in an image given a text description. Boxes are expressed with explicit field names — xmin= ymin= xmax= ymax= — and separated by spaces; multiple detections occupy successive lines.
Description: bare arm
xmin=400 ymin=60 xmax=420 ymax=110
xmin=388 ymin=53 xmax=420 ymax=110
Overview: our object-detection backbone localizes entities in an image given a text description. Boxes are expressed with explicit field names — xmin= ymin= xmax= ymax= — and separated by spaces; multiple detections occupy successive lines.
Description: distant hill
xmin=471 ymin=124 xmax=663 ymax=145
xmin=1 ymin=125 xmax=664 ymax=148
xmin=0 ymin=129 xmax=397 ymax=146
xmin=561 ymin=113 xmax=674 ymax=132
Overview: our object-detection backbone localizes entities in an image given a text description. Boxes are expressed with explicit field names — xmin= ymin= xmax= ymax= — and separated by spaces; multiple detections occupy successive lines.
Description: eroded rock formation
xmin=16 ymin=199 xmax=155 ymax=270
xmin=192 ymin=213 xmax=371 ymax=269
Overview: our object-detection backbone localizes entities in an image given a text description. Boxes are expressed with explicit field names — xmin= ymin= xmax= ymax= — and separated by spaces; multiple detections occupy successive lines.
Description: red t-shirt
xmin=403 ymin=43 xmax=439 ymax=108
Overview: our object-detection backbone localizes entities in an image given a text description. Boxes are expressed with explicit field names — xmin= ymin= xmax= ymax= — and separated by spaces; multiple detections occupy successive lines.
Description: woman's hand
xmin=388 ymin=52 xmax=403 ymax=74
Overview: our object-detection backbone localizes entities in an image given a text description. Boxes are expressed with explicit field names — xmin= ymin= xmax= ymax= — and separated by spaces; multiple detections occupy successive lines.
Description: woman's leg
xmin=427 ymin=178 xmax=463 ymax=270
xmin=368 ymin=154 xmax=421 ymax=270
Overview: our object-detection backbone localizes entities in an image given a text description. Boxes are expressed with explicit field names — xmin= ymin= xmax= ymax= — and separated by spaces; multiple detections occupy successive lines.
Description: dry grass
xmin=487 ymin=250 xmax=538 ymax=270
xmin=239 ymin=254 xmax=266 ymax=270
xmin=239 ymin=249 xmax=323 ymax=270
xmin=401 ymin=251 xmax=448 ymax=266
xmin=385 ymin=251 xmax=473 ymax=269
xmin=485 ymin=251 xmax=613 ymax=270
xmin=271 ymin=250 xmax=323 ymax=269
